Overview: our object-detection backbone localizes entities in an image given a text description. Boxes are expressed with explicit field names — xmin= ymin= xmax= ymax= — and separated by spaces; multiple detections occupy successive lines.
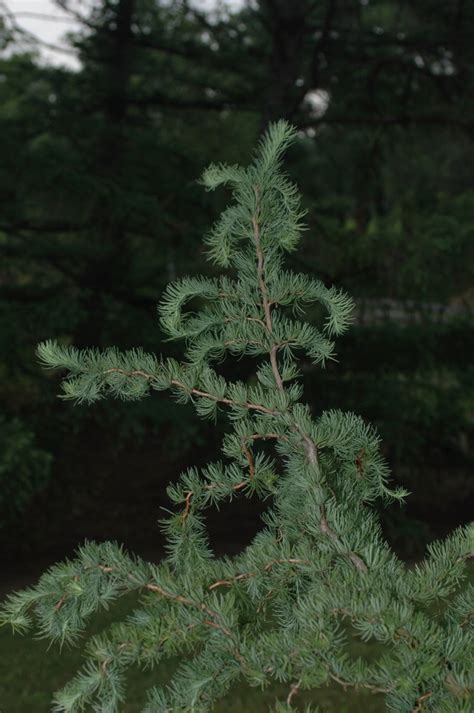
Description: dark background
xmin=1 ymin=0 xmax=473 ymax=586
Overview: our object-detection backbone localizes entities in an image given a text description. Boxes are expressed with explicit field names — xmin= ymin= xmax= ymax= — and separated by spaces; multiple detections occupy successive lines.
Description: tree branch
xmin=252 ymin=187 xmax=284 ymax=391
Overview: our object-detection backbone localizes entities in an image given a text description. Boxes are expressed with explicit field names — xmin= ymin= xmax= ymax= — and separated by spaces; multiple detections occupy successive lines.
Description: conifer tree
xmin=2 ymin=122 xmax=473 ymax=712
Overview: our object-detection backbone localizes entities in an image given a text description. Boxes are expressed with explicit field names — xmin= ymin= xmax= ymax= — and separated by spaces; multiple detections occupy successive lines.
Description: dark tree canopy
xmin=0 ymin=0 xmax=472 ymax=558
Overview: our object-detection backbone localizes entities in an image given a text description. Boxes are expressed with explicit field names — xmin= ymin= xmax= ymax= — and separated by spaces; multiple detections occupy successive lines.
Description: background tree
xmin=0 ymin=0 xmax=472 ymax=562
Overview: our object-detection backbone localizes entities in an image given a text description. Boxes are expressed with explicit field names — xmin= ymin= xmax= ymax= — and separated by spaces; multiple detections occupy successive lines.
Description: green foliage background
xmin=0 ymin=0 xmax=473 ymax=561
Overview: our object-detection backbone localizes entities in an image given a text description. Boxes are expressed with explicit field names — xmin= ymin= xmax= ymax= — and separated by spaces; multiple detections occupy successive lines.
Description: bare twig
xmin=286 ymin=677 xmax=302 ymax=705
xmin=411 ymin=691 xmax=433 ymax=712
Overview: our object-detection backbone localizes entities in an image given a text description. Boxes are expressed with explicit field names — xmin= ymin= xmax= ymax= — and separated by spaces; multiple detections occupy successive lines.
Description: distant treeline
xmin=0 ymin=0 xmax=473 ymax=560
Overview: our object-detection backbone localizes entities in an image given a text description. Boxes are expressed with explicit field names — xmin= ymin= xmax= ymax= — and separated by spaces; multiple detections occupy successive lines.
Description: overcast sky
xmin=2 ymin=1 xmax=82 ymax=67
xmin=1 ymin=0 xmax=244 ymax=69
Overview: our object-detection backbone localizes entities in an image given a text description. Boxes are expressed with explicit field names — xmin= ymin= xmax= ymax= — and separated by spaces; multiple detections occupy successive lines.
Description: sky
xmin=1 ymin=0 xmax=245 ymax=69
xmin=2 ymin=0 xmax=83 ymax=68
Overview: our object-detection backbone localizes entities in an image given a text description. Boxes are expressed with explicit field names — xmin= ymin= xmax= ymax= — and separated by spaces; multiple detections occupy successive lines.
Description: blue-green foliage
xmin=1 ymin=122 xmax=473 ymax=712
